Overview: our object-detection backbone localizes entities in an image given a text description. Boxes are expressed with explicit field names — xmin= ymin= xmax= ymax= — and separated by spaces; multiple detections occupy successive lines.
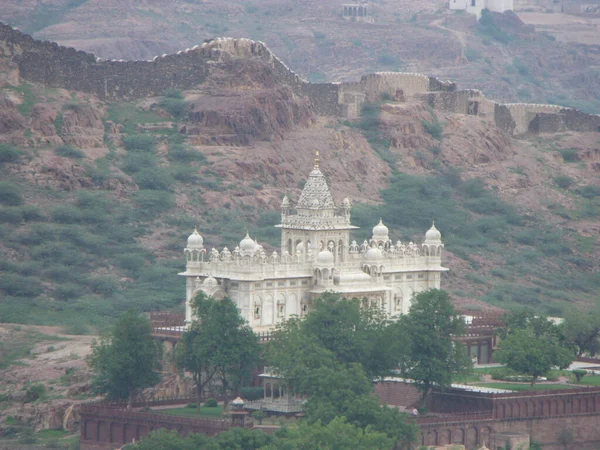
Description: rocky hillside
xmin=0 ymin=26 xmax=598 ymax=332
xmin=2 ymin=0 xmax=599 ymax=113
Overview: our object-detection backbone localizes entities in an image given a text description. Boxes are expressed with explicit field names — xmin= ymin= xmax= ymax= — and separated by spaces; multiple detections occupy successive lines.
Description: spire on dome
xmin=296 ymin=152 xmax=335 ymax=210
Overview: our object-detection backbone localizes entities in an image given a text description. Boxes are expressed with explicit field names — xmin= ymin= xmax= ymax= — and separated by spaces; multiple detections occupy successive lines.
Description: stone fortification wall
xmin=0 ymin=22 xmax=341 ymax=114
xmin=503 ymin=103 xmax=565 ymax=135
xmin=2 ymin=22 xmax=598 ymax=136
xmin=360 ymin=72 xmax=432 ymax=102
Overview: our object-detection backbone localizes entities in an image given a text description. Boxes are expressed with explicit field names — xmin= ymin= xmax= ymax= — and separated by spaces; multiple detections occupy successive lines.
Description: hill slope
xmin=0 ymin=28 xmax=598 ymax=331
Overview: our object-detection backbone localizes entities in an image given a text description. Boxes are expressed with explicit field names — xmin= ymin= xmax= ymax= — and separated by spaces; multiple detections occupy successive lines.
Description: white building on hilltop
xmin=449 ymin=0 xmax=513 ymax=17
xmin=181 ymin=153 xmax=447 ymax=331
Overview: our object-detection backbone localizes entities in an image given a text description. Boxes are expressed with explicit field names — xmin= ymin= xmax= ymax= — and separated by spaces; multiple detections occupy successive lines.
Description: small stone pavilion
xmin=181 ymin=152 xmax=447 ymax=331
xmin=342 ymin=3 xmax=374 ymax=22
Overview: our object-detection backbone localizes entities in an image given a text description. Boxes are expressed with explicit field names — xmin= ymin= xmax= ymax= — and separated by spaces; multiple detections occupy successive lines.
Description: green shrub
xmin=163 ymin=88 xmax=184 ymax=99
xmin=63 ymin=323 xmax=90 ymax=335
xmin=90 ymin=276 xmax=120 ymax=296
xmin=0 ymin=207 xmax=23 ymax=223
xmin=240 ymin=387 xmax=264 ymax=401
xmin=134 ymin=190 xmax=175 ymax=215
xmin=465 ymin=47 xmax=482 ymax=62
xmin=158 ymin=98 xmax=189 ymax=120
xmin=512 ymin=58 xmax=529 ymax=76
xmin=578 ymin=185 xmax=600 ymax=199
xmin=252 ymin=409 xmax=266 ymax=425
xmin=0 ymin=144 xmax=24 ymax=165
xmin=422 ymin=116 xmax=444 ymax=140
xmin=0 ymin=182 xmax=23 ymax=206
xmin=133 ymin=167 xmax=175 ymax=190
xmin=55 ymin=145 xmax=84 ymax=159
xmin=19 ymin=205 xmax=44 ymax=221
xmin=204 ymin=398 xmax=218 ymax=407
xmin=0 ymin=274 xmax=43 ymax=297
xmin=44 ymin=266 xmax=76 ymax=283
xmin=116 ymin=254 xmax=146 ymax=273
xmin=123 ymin=134 xmax=155 ymax=152
xmin=313 ymin=31 xmax=326 ymax=39
xmin=554 ymin=175 xmax=574 ymax=189
xmin=559 ymin=148 xmax=579 ymax=162
xmin=122 ymin=152 xmax=159 ymax=174
xmin=572 ymin=369 xmax=587 ymax=383
xmin=168 ymin=144 xmax=206 ymax=163
xmin=171 ymin=165 xmax=199 ymax=183
xmin=51 ymin=205 xmax=84 ymax=223
xmin=186 ymin=403 xmax=198 ymax=408
xmin=352 ymin=39 xmax=362 ymax=47
xmin=478 ymin=9 xmax=514 ymax=43
xmin=54 ymin=283 xmax=81 ymax=301
xmin=24 ymin=384 xmax=46 ymax=403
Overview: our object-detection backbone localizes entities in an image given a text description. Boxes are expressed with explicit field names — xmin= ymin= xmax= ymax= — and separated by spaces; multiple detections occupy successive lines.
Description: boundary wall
xmin=2 ymin=22 xmax=599 ymax=136
xmin=79 ymin=400 xmax=243 ymax=450
xmin=375 ymin=381 xmax=600 ymax=449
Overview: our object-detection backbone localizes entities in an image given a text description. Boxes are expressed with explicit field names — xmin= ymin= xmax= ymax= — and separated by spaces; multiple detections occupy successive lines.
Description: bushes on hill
xmin=0 ymin=182 xmax=24 ymax=206
xmin=133 ymin=167 xmax=175 ymax=191
xmin=133 ymin=190 xmax=175 ymax=216
xmin=158 ymin=98 xmax=189 ymax=120
xmin=55 ymin=145 xmax=84 ymax=159
xmin=0 ymin=144 xmax=24 ymax=165
xmin=123 ymin=134 xmax=155 ymax=152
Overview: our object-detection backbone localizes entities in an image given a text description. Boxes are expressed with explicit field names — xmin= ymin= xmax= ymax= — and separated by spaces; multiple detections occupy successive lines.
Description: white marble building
xmin=449 ymin=0 xmax=513 ymax=17
xmin=181 ymin=154 xmax=447 ymax=331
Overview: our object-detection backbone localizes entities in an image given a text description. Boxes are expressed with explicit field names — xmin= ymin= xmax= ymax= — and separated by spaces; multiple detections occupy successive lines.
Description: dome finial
xmin=314 ymin=150 xmax=320 ymax=169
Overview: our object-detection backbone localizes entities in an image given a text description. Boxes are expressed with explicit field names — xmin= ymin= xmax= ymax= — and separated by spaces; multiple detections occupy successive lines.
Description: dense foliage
xmin=87 ymin=311 xmax=160 ymax=404
xmin=176 ymin=293 xmax=261 ymax=407
xmin=495 ymin=310 xmax=576 ymax=386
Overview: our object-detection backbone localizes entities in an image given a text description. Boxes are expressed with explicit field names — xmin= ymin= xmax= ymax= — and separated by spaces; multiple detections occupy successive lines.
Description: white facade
xmin=449 ymin=0 xmax=513 ymax=17
xmin=181 ymin=155 xmax=448 ymax=331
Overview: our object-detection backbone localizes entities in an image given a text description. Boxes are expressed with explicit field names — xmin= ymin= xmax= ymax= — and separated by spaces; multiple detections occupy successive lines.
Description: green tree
xmin=495 ymin=327 xmax=575 ymax=386
xmin=266 ymin=416 xmax=394 ymax=450
xmin=176 ymin=292 xmax=260 ymax=408
xmin=561 ymin=307 xmax=600 ymax=357
xmin=277 ymin=292 xmax=396 ymax=379
xmin=87 ymin=311 xmax=160 ymax=407
xmin=398 ymin=289 xmax=471 ymax=405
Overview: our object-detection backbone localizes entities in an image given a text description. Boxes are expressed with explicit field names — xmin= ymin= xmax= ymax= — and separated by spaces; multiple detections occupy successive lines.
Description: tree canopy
xmin=87 ymin=311 xmax=160 ymax=406
xmin=561 ymin=307 xmax=600 ymax=357
xmin=495 ymin=311 xmax=575 ymax=386
xmin=396 ymin=289 xmax=471 ymax=404
xmin=175 ymin=292 xmax=260 ymax=407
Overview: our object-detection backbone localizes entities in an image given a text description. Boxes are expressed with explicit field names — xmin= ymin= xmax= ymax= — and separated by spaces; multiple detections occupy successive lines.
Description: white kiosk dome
xmin=204 ymin=275 xmax=218 ymax=287
xmin=239 ymin=232 xmax=256 ymax=253
xmin=365 ymin=246 xmax=383 ymax=260
xmin=425 ymin=222 xmax=442 ymax=243
xmin=187 ymin=228 xmax=204 ymax=248
xmin=316 ymin=249 xmax=334 ymax=265
xmin=372 ymin=219 xmax=389 ymax=239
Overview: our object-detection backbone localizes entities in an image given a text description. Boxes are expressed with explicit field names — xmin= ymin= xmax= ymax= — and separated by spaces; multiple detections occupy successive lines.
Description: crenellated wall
xmin=1 ymin=22 xmax=599 ymax=137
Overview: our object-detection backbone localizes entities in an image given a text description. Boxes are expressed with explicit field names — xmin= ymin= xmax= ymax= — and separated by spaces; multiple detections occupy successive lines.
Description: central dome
xmin=372 ymin=219 xmax=389 ymax=239
xmin=239 ymin=232 xmax=257 ymax=253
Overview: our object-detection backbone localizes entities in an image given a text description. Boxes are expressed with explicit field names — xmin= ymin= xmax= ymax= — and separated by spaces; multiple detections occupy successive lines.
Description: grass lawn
xmin=157 ymin=405 xmax=224 ymax=418
xmin=578 ymin=375 xmax=600 ymax=386
xmin=473 ymin=383 xmax=577 ymax=392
